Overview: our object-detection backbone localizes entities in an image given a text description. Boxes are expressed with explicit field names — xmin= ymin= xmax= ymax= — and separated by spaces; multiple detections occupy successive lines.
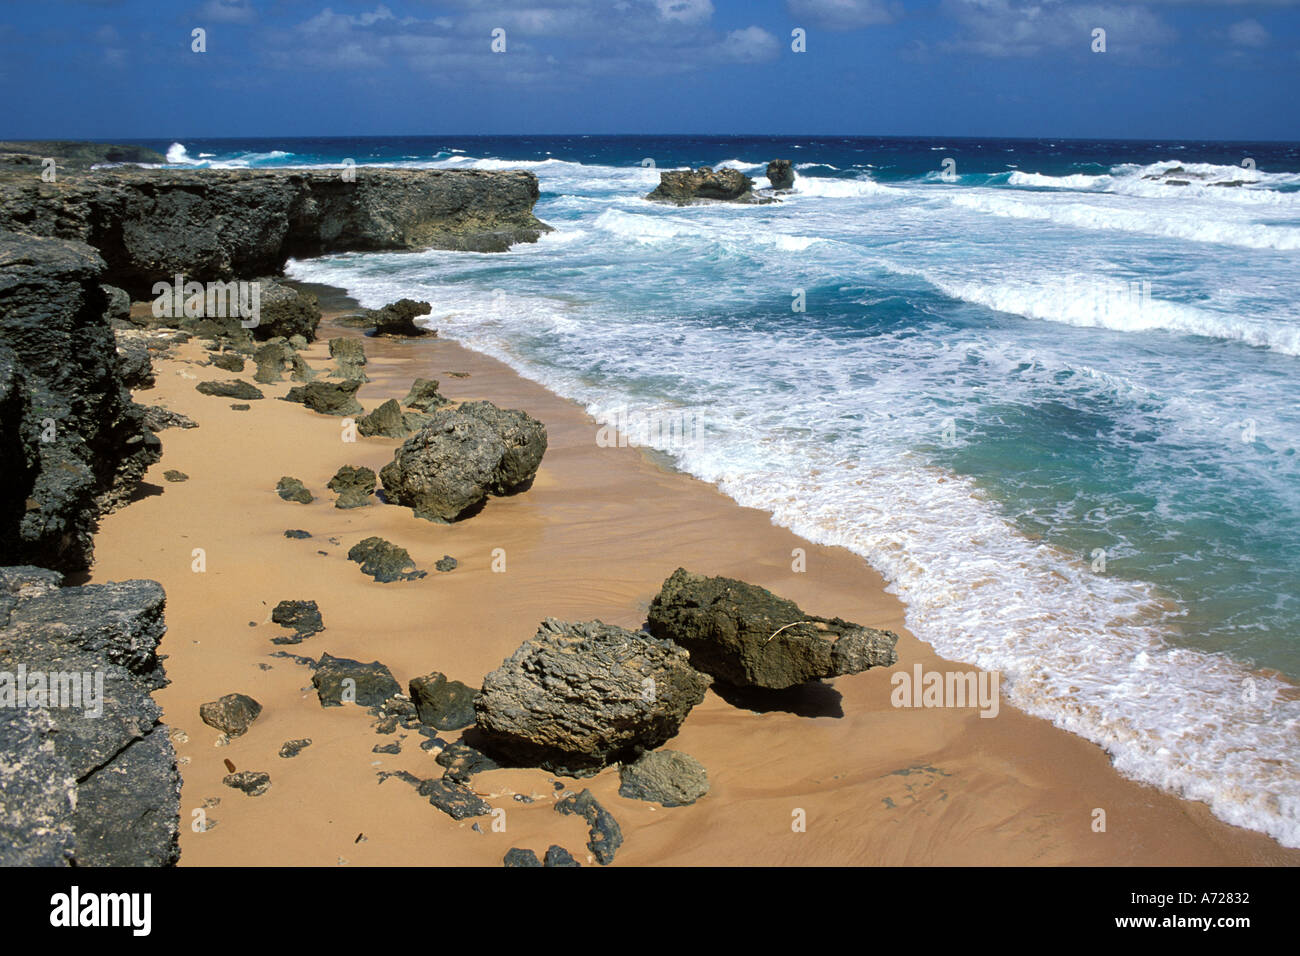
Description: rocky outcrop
xmin=380 ymin=400 xmax=547 ymax=522
xmin=646 ymin=569 xmax=899 ymax=689
xmin=0 ymin=231 xmax=161 ymax=571
xmin=645 ymin=166 xmax=770 ymax=205
xmin=0 ymin=566 xmax=180 ymax=866
xmin=0 ymin=166 xmax=552 ymax=297
xmin=475 ymin=618 xmax=710 ymax=776
xmin=365 ymin=299 xmax=434 ymax=337
xmin=766 ymin=159 xmax=794 ymax=190
xmin=0 ymin=141 xmax=165 ymax=167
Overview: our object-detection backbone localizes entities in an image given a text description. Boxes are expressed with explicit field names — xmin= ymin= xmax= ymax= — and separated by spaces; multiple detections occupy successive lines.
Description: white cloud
xmin=717 ymin=25 xmax=781 ymax=62
xmin=937 ymin=0 xmax=1176 ymax=57
xmin=787 ymin=0 xmax=901 ymax=30
xmin=655 ymin=0 xmax=715 ymax=23
xmin=1227 ymin=18 xmax=1270 ymax=46
xmin=196 ymin=0 xmax=258 ymax=25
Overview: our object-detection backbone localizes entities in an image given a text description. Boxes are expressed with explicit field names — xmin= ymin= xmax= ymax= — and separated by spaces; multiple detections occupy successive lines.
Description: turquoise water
xmin=144 ymin=135 xmax=1300 ymax=845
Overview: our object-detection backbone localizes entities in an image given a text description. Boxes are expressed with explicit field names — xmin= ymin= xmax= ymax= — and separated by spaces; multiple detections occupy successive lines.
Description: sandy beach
xmin=71 ymin=289 xmax=1296 ymax=867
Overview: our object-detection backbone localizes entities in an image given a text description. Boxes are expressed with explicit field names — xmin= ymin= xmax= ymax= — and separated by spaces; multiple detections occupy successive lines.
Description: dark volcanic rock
xmin=402 ymin=377 xmax=450 ymax=411
xmin=618 ymin=749 xmax=709 ymax=807
xmin=0 ymin=232 xmax=161 ymax=571
xmin=312 ymin=652 xmax=401 ymax=707
xmin=646 ymin=166 xmax=766 ymax=205
xmin=504 ymin=848 xmax=542 ymax=867
xmin=554 ymin=789 xmax=622 ymax=865
xmin=279 ymin=738 xmax=312 ymax=758
xmin=0 ymin=166 xmax=551 ymax=297
xmin=144 ymin=405 xmax=197 ymax=432
xmin=276 ymin=476 xmax=313 ymax=504
xmin=327 ymin=465 xmax=375 ymax=509
xmin=223 ymin=771 xmax=271 ymax=797
xmin=0 ymin=140 xmax=165 ymax=166
xmin=379 ymin=401 xmax=547 ymax=522
xmin=417 ymin=778 xmax=492 ymax=820
xmin=646 ymin=568 xmax=899 ymax=689
xmin=544 ymin=845 xmax=580 ymax=867
xmin=209 ymin=351 xmax=245 ymax=372
xmin=283 ymin=529 xmax=312 ymax=539
xmin=366 ymin=299 xmax=434 ymax=336
xmin=357 ymin=398 xmax=425 ymax=438
xmin=436 ymin=739 xmax=501 ymax=783
xmin=283 ymin=378 xmax=362 ymax=416
xmin=196 ymin=379 xmax=263 ymax=400
xmin=346 ymin=536 xmax=426 ymax=582
xmin=409 ymin=672 xmax=477 ymax=730
xmin=256 ymin=281 xmax=321 ymax=341
xmin=115 ymin=337 xmax=154 ymax=389
xmin=475 ymin=618 xmax=709 ymax=776
xmin=199 ymin=693 xmax=263 ymax=738
xmin=766 ymin=159 xmax=795 ymax=190
xmin=0 ymin=566 xmax=180 ymax=866
xmin=271 ymin=599 xmax=324 ymax=643
xmin=435 ymin=555 xmax=458 ymax=572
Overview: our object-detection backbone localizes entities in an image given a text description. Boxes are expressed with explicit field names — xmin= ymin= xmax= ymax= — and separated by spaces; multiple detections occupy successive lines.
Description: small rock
xmin=210 ymin=352 xmax=245 ymax=372
xmin=434 ymin=555 xmax=458 ymax=572
xmin=417 ymin=778 xmax=492 ymax=820
xmin=276 ymin=476 xmax=313 ymax=504
xmin=282 ymin=379 xmax=362 ymax=416
xmin=402 ymin=378 xmax=450 ymax=411
xmin=544 ymin=845 xmax=580 ymax=867
xmin=347 ymin=536 xmax=426 ymax=583
xmin=283 ymin=529 xmax=312 ymax=539
xmin=196 ymin=379 xmax=263 ymax=400
xmin=503 ymin=848 xmax=542 ymax=867
xmin=372 ymin=741 xmax=401 ymax=755
xmin=327 ymin=465 xmax=376 ymax=509
xmin=618 ymin=749 xmax=709 ymax=807
xmin=270 ymin=600 xmax=324 ymax=643
xmin=436 ymin=740 xmax=500 ymax=783
xmin=312 ymin=652 xmax=401 ymax=707
xmin=223 ymin=771 xmax=271 ymax=797
xmin=279 ymin=738 xmax=312 ymax=758
xmin=230 ymin=403 xmax=251 ymax=411
xmin=357 ymin=399 xmax=425 ymax=438
xmin=199 ymin=693 xmax=263 ymax=738
xmin=144 ymin=406 xmax=199 ymax=432
xmin=554 ymin=789 xmax=622 ymax=865
xmin=163 ymin=470 xmax=188 ymax=482
xmin=409 ymin=672 xmax=477 ymax=730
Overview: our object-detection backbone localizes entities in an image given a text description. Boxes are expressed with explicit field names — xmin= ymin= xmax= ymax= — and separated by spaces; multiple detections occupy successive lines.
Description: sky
xmin=0 ymin=0 xmax=1297 ymax=141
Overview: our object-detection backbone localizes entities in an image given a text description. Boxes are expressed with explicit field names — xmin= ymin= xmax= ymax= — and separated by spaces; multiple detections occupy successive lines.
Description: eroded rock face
xmin=0 ymin=167 xmax=552 ymax=297
xmin=379 ymin=401 xmax=546 ymax=522
xmin=645 ymin=166 xmax=766 ymax=205
xmin=646 ymin=568 xmax=899 ymax=689
xmin=475 ymin=618 xmax=710 ymax=776
xmin=0 ymin=566 xmax=180 ymax=866
xmin=0 ymin=231 xmax=161 ymax=571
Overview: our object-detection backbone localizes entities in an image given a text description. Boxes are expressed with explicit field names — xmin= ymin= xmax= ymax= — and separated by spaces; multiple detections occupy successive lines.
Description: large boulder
xmin=646 ymin=569 xmax=899 ymax=689
xmin=645 ymin=166 xmax=766 ymax=205
xmin=365 ymin=299 xmax=434 ymax=337
xmin=475 ymin=618 xmax=710 ymax=776
xmin=0 ymin=566 xmax=180 ymax=866
xmin=254 ymin=280 xmax=321 ymax=341
xmin=766 ymin=159 xmax=795 ymax=190
xmin=379 ymin=401 xmax=546 ymax=522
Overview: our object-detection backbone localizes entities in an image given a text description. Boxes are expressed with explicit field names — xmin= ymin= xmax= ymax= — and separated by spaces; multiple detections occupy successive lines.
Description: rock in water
xmin=276 ymin=476 xmax=313 ymax=504
xmin=365 ymin=299 xmax=434 ymax=336
xmin=618 ymin=749 xmax=709 ymax=806
xmin=283 ymin=378 xmax=363 ymax=416
xmin=196 ymin=379 xmax=263 ymax=400
xmin=379 ymin=401 xmax=546 ymax=522
xmin=312 ymin=653 xmax=401 ymax=707
xmin=475 ymin=618 xmax=710 ymax=776
xmin=409 ymin=672 xmax=477 ymax=730
xmin=646 ymin=568 xmax=899 ymax=689
xmin=645 ymin=166 xmax=764 ymax=205
xmin=347 ymin=536 xmax=426 ymax=582
xmin=766 ymin=159 xmax=795 ymax=190
xmin=402 ymin=378 xmax=450 ymax=411
xmin=554 ymin=789 xmax=622 ymax=865
xmin=327 ymin=465 xmax=376 ymax=509
xmin=270 ymin=600 xmax=324 ymax=643
xmin=199 ymin=693 xmax=263 ymax=738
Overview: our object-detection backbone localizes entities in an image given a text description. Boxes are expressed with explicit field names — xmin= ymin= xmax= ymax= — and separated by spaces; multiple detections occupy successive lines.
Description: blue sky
xmin=1 ymin=0 xmax=1298 ymax=140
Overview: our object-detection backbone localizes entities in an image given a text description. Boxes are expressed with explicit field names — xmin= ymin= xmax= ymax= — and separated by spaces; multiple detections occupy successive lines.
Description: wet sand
xmin=87 ymin=302 xmax=1300 ymax=866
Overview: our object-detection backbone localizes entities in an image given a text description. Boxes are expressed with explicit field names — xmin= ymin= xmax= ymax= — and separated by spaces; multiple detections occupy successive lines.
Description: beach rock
xmin=224 ymin=771 xmax=271 ymax=797
xmin=276 ymin=476 xmax=313 ymax=504
xmin=271 ymin=599 xmax=324 ymax=643
xmin=645 ymin=166 xmax=765 ymax=205
xmin=417 ymin=778 xmax=493 ymax=820
xmin=646 ymin=568 xmax=899 ymax=689
xmin=196 ymin=379 xmax=263 ymax=400
xmin=209 ymin=352 xmax=245 ymax=372
xmin=766 ymin=159 xmax=795 ymax=190
xmin=373 ymin=741 xmax=401 ymax=755
xmin=436 ymin=739 xmax=500 ymax=783
xmin=346 ymin=536 xmax=426 ymax=582
xmin=357 ymin=398 xmax=425 ymax=438
xmin=312 ymin=652 xmax=402 ymax=707
xmin=163 ymin=469 xmax=188 ymax=482
xmin=379 ymin=401 xmax=547 ymax=522
xmin=253 ymin=340 xmax=312 ymax=384
xmin=0 ymin=166 xmax=550 ymax=297
xmin=255 ymin=281 xmax=321 ymax=341
xmin=554 ymin=789 xmax=622 ymax=865
xmin=475 ymin=618 xmax=709 ymax=776
xmin=402 ymin=377 xmax=450 ymax=411
xmin=544 ymin=845 xmax=580 ymax=867
xmin=199 ymin=693 xmax=263 ymax=738
xmin=366 ymin=299 xmax=434 ymax=337
xmin=115 ymin=338 xmax=155 ymax=389
xmin=144 ymin=405 xmax=198 ymax=432
xmin=0 ymin=566 xmax=180 ymax=866
xmin=283 ymin=529 xmax=312 ymax=539
xmin=329 ymin=337 xmax=367 ymax=381
xmin=230 ymin=403 xmax=250 ymax=411
xmin=327 ymin=465 xmax=375 ymax=509
xmin=409 ymin=672 xmax=477 ymax=730
xmin=618 ymin=749 xmax=709 ymax=807
xmin=504 ymin=848 xmax=542 ymax=867
xmin=435 ymin=555 xmax=458 ymax=572
xmin=0 ymin=232 xmax=161 ymax=571
xmin=279 ymin=738 xmax=312 ymax=758
xmin=283 ymin=378 xmax=362 ymax=416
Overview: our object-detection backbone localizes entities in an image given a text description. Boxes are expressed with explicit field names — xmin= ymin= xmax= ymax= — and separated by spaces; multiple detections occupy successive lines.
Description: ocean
xmin=139 ymin=134 xmax=1300 ymax=846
